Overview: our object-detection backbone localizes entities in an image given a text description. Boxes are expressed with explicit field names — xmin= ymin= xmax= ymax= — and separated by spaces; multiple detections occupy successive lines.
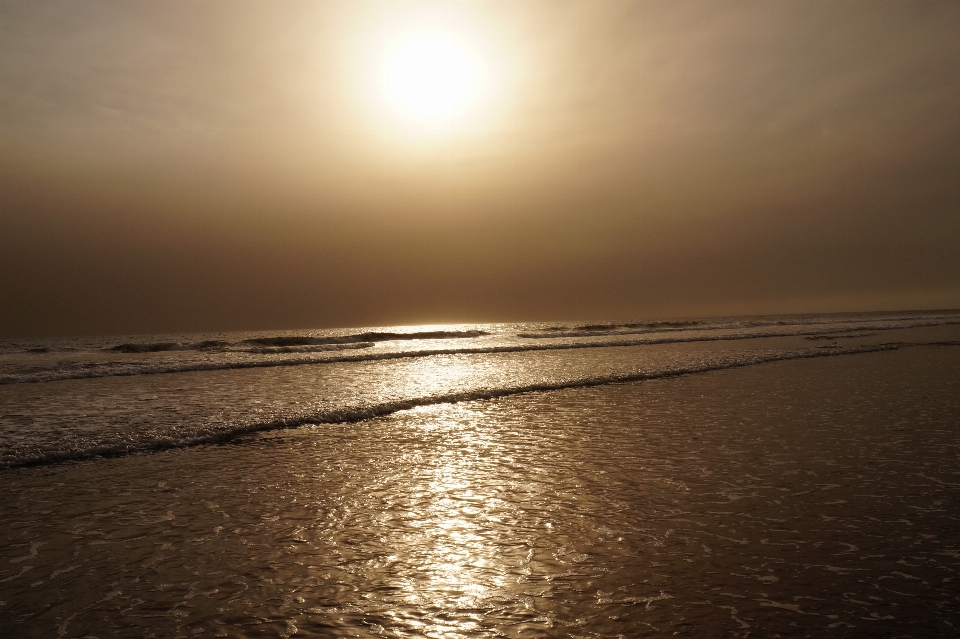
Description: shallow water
xmin=3 ymin=312 xmax=960 ymax=469
xmin=2 ymin=343 xmax=959 ymax=637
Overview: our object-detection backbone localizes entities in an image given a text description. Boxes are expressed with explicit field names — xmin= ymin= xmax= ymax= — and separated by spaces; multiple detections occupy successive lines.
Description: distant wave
xmin=243 ymin=343 xmax=376 ymax=355
xmin=2 ymin=320 xmax=958 ymax=385
xmin=532 ymin=320 xmax=701 ymax=334
xmin=109 ymin=340 xmax=231 ymax=353
xmin=521 ymin=313 xmax=960 ymax=339
xmin=242 ymin=329 xmax=488 ymax=347
xmin=519 ymin=328 xmax=693 ymax=339
xmin=106 ymin=330 xmax=488 ymax=353
xmin=3 ymin=342 xmax=932 ymax=469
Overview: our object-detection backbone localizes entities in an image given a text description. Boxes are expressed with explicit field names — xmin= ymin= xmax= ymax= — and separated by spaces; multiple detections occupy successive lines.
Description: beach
xmin=5 ymin=1 xmax=960 ymax=635
xmin=2 ymin=316 xmax=959 ymax=637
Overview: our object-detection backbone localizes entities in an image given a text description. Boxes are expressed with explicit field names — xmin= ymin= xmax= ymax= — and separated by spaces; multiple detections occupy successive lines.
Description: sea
xmin=2 ymin=310 xmax=959 ymax=637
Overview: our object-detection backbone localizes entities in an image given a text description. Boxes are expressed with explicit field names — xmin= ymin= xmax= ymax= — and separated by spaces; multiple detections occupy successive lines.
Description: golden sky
xmin=2 ymin=1 xmax=959 ymax=336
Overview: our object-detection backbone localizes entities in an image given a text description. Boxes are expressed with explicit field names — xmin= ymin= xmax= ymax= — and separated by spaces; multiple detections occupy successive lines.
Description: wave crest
xmin=0 ymin=343 xmax=912 ymax=469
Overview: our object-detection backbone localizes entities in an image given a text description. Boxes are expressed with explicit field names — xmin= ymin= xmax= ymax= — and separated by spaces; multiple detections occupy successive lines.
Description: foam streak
xmin=2 ymin=320 xmax=956 ymax=386
xmin=2 ymin=343 xmax=923 ymax=469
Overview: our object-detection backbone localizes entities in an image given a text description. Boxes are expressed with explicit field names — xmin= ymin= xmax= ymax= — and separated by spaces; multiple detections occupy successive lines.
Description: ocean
xmin=2 ymin=311 xmax=959 ymax=637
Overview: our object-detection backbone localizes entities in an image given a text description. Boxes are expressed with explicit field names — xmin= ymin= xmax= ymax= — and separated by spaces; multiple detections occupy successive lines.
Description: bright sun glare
xmin=382 ymin=31 xmax=486 ymax=129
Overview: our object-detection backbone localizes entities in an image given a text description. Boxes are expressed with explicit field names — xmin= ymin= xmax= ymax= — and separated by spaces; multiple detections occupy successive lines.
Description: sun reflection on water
xmin=385 ymin=404 xmax=510 ymax=636
xmin=391 ymin=354 xmax=488 ymax=398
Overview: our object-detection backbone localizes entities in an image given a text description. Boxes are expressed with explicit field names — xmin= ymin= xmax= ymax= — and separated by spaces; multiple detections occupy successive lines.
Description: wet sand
xmin=2 ymin=344 xmax=959 ymax=637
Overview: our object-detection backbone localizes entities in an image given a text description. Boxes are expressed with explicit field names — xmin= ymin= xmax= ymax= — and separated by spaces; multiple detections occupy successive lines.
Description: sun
xmin=381 ymin=31 xmax=487 ymax=129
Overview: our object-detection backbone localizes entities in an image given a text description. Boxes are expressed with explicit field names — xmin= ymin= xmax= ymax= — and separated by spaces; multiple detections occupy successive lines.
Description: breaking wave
xmin=532 ymin=320 xmax=701 ymax=334
xmin=0 ymin=343 xmax=920 ymax=469
xmin=3 ymin=319 xmax=958 ymax=386
xmin=109 ymin=340 xmax=231 ymax=353
xmin=521 ymin=314 xmax=960 ymax=339
xmin=106 ymin=330 xmax=487 ymax=353
xmin=243 ymin=329 xmax=487 ymax=347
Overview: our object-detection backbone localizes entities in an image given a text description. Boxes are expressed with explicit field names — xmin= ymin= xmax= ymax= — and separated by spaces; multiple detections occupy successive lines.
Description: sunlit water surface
xmin=2 ymin=341 xmax=960 ymax=637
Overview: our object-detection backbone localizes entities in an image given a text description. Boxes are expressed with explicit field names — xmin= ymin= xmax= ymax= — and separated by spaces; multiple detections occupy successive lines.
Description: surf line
xmin=4 ymin=320 xmax=959 ymax=386
xmin=10 ymin=341 xmax=954 ymax=469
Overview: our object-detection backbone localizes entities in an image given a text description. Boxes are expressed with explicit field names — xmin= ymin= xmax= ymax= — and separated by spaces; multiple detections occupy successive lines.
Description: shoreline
xmin=3 ymin=344 xmax=959 ymax=636
xmin=4 ymin=337 xmax=958 ymax=470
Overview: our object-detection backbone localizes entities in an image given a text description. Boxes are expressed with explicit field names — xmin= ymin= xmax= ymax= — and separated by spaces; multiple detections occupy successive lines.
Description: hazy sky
xmin=2 ymin=0 xmax=959 ymax=337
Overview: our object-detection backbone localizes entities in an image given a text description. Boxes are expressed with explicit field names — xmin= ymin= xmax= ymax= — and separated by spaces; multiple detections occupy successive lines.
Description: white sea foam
xmin=2 ymin=312 xmax=959 ymax=470
xmin=1 ymin=315 xmax=957 ymax=385
xmin=0 ymin=342 xmax=908 ymax=469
